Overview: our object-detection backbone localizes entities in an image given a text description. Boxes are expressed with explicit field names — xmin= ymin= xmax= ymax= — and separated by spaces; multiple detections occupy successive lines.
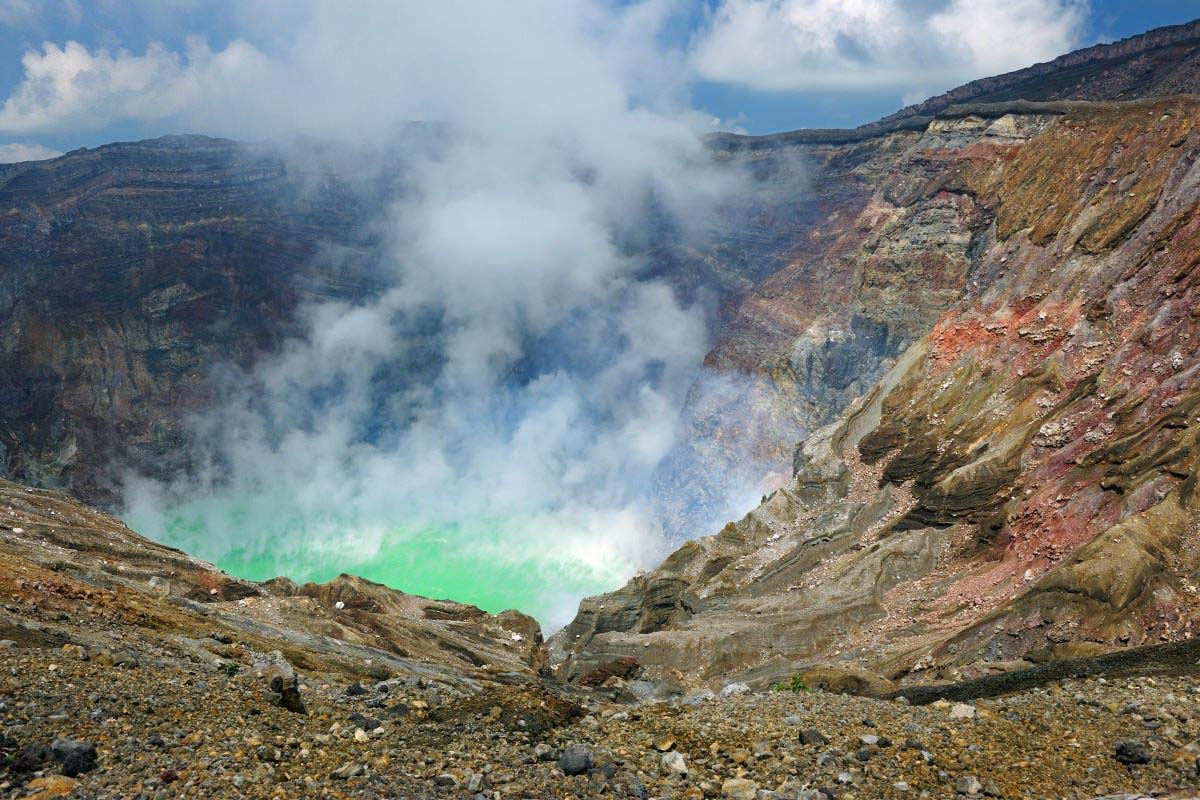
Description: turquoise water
xmin=128 ymin=493 xmax=641 ymax=626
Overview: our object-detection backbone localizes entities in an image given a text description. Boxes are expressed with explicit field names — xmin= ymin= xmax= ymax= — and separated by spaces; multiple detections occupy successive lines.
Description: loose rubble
xmin=3 ymin=644 xmax=1200 ymax=798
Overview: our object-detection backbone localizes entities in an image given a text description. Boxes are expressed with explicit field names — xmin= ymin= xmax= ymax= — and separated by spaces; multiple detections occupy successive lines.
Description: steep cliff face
xmin=656 ymin=110 xmax=1038 ymax=536
xmin=0 ymin=135 xmax=390 ymax=505
xmin=657 ymin=19 xmax=1200 ymax=540
xmin=553 ymin=95 xmax=1200 ymax=691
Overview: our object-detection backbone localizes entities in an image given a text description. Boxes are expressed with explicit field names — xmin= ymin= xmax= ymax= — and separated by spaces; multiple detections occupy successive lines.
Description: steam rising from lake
xmin=123 ymin=1 xmax=759 ymax=629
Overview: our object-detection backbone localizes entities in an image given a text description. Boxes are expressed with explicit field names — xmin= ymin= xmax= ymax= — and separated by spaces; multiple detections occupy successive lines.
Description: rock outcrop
xmin=0 ymin=478 xmax=546 ymax=689
xmin=553 ymin=94 xmax=1200 ymax=692
xmin=656 ymin=18 xmax=1200 ymax=540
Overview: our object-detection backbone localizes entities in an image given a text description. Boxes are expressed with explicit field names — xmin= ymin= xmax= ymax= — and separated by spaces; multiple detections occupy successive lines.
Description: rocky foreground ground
xmin=1 ymin=476 xmax=1200 ymax=798
xmin=4 ymin=640 xmax=1200 ymax=800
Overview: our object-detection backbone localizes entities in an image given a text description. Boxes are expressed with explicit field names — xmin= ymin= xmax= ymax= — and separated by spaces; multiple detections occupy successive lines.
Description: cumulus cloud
xmin=0 ymin=141 xmax=62 ymax=162
xmin=0 ymin=37 xmax=273 ymax=135
xmin=690 ymin=0 xmax=1088 ymax=94
xmin=0 ymin=0 xmax=36 ymax=27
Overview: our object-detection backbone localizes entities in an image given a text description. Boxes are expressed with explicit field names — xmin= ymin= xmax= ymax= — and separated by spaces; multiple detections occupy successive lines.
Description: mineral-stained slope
xmin=659 ymin=18 xmax=1200 ymax=540
xmin=553 ymin=95 xmax=1200 ymax=691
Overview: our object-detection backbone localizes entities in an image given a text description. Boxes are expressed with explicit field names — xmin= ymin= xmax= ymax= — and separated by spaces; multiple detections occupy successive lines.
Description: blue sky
xmin=0 ymin=0 xmax=1194 ymax=160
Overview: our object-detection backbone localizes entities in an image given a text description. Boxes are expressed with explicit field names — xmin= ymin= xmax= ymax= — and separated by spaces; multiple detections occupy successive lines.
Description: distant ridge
xmin=711 ymin=17 xmax=1200 ymax=150
xmin=883 ymin=17 xmax=1200 ymax=123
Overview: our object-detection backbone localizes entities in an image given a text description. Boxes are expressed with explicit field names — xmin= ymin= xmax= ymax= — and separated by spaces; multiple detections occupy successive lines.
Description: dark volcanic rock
xmin=556 ymin=743 xmax=594 ymax=776
xmin=10 ymin=742 xmax=51 ymax=773
xmin=1114 ymin=740 xmax=1152 ymax=766
xmin=50 ymin=737 xmax=97 ymax=776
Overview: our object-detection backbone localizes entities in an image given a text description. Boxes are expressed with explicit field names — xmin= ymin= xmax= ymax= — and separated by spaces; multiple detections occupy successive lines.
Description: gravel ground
xmin=3 ymin=646 xmax=1200 ymax=799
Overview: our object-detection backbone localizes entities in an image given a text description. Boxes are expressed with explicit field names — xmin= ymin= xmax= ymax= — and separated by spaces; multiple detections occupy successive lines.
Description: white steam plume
xmin=121 ymin=0 xmax=756 ymax=629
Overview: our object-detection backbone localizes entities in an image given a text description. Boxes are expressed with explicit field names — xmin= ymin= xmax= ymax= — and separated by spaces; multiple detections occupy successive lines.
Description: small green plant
xmin=222 ymin=661 xmax=240 ymax=677
xmin=771 ymin=674 xmax=811 ymax=693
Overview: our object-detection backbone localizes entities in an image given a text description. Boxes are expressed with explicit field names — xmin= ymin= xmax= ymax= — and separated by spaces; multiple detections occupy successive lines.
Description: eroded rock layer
xmin=0 ymin=136 xmax=387 ymax=505
xmin=660 ymin=18 xmax=1200 ymax=539
xmin=553 ymin=96 xmax=1200 ymax=692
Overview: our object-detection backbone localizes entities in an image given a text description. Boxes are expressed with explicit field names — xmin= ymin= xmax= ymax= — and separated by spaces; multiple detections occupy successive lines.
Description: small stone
xmin=60 ymin=644 xmax=86 ymax=661
xmin=661 ymin=750 xmax=687 ymax=777
xmin=434 ymin=773 xmax=458 ymax=787
xmin=782 ymin=715 xmax=803 ymax=725
xmin=12 ymin=744 xmax=52 ymax=773
xmin=21 ymin=775 xmax=78 ymax=799
xmin=799 ymin=728 xmax=830 ymax=745
xmin=346 ymin=682 xmax=368 ymax=696
xmin=720 ymin=682 xmax=751 ymax=698
xmin=534 ymin=743 xmax=557 ymax=762
xmin=836 ymin=771 xmax=856 ymax=785
xmin=1114 ymin=739 xmax=1152 ymax=765
xmin=948 ymin=702 xmax=977 ymax=720
xmin=50 ymin=738 xmax=97 ymax=777
xmin=721 ymin=777 xmax=758 ymax=799
xmin=620 ymin=771 xmax=649 ymax=799
xmin=263 ymin=658 xmax=305 ymax=714
xmin=956 ymin=775 xmax=983 ymax=795
xmin=353 ymin=728 xmax=369 ymax=743
xmin=557 ymin=743 xmax=594 ymax=776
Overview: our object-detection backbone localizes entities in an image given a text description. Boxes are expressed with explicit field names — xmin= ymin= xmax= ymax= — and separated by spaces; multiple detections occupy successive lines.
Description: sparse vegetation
xmin=771 ymin=674 xmax=811 ymax=693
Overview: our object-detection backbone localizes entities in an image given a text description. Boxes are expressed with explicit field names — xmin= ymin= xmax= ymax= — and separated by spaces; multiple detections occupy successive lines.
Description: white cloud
xmin=690 ymin=0 xmax=1088 ymax=94
xmin=0 ymin=37 xmax=274 ymax=135
xmin=0 ymin=0 xmax=37 ymax=27
xmin=0 ymin=141 xmax=62 ymax=162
